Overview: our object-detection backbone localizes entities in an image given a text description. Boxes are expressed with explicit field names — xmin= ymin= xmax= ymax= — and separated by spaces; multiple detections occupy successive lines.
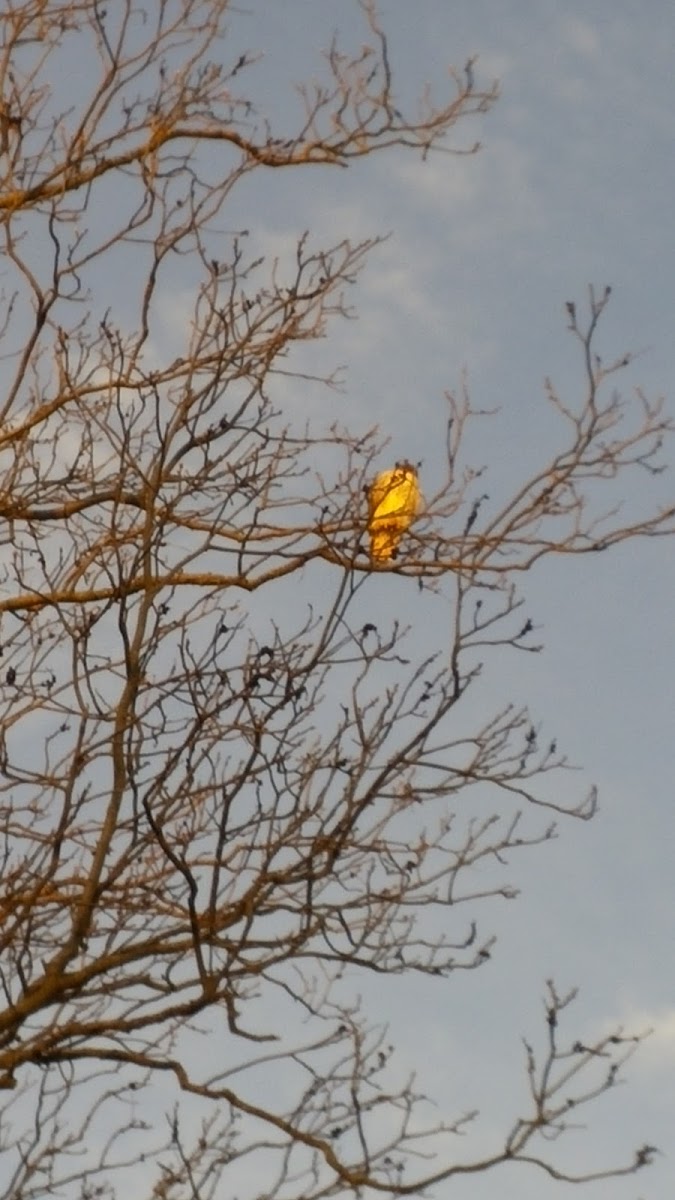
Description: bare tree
xmin=0 ymin=3 xmax=669 ymax=1198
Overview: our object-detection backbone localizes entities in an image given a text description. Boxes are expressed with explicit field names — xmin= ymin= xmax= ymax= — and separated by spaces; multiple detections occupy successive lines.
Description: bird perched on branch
xmin=367 ymin=461 xmax=421 ymax=562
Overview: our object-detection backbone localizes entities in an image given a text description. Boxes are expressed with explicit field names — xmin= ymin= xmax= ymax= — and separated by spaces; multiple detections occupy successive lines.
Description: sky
xmin=220 ymin=3 xmax=675 ymax=1198
xmin=2 ymin=3 xmax=674 ymax=1198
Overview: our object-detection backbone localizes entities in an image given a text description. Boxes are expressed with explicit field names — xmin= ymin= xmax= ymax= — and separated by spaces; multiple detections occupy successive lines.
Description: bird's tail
xmin=370 ymin=528 xmax=400 ymax=562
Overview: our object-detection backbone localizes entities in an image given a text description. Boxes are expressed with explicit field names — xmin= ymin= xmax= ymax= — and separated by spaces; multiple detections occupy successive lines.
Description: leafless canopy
xmin=0 ymin=3 xmax=670 ymax=1198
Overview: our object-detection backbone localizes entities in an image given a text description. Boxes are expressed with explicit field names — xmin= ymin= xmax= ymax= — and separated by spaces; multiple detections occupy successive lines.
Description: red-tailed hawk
xmin=367 ymin=461 xmax=421 ymax=562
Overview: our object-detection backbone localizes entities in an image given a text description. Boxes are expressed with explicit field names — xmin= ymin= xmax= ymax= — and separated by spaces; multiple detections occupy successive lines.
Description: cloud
xmin=389 ymin=135 xmax=546 ymax=255
xmin=625 ymin=1007 xmax=675 ymax=1070
xmin=560 ymin=16 xmax=601 ymax=59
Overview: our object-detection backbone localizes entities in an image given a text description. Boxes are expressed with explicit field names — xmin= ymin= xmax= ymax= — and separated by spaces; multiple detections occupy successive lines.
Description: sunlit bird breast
xmin=367 ymin=462 xmax=421 ymax=562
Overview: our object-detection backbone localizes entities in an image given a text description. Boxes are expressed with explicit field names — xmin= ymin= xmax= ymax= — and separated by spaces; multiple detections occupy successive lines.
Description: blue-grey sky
xmin=3 ymin=4 xmax=672 ymax=1198
xmin=215 ymin=3 xmax=675 ymax=1197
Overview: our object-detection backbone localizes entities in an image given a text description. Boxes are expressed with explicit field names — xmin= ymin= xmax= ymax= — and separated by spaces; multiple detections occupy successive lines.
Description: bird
xmin=367 ymin=461 xmax=421 ymax=562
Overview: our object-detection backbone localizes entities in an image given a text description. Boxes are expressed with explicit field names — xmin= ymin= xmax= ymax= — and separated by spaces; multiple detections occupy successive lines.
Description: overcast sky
xmin=217 ymin=4 xmax=675 ymax=1198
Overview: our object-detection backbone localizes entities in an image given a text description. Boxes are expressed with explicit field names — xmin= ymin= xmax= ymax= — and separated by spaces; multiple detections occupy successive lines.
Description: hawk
xmin=367 ymin=461 xmax=421 ymax=563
